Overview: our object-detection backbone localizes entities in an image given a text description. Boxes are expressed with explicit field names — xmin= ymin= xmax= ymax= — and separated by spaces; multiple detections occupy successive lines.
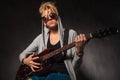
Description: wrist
xmin=76 ymin=48 xmax=84 ymax=57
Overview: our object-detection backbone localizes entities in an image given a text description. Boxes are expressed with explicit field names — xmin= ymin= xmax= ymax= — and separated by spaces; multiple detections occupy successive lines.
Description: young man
xmin=19 ymin=2 xmax=87 ymax=80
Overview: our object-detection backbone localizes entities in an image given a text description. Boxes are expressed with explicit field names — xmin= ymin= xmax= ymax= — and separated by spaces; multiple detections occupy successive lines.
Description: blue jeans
xmin=31 ymin=73 xmax=71 ymax=80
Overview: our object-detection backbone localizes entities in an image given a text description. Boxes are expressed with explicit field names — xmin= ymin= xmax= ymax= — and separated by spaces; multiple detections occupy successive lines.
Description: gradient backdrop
xmin=1 ymin=0 xmax=120 ymax=80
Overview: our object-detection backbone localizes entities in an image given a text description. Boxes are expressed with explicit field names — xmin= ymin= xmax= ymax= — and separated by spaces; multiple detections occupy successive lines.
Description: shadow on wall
xmin=75 ymin=32 xmax=120 ymax=80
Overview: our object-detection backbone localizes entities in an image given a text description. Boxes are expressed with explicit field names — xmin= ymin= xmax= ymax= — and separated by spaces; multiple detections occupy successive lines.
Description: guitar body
xmin=15 ymin=48 xmax=52 ymax=80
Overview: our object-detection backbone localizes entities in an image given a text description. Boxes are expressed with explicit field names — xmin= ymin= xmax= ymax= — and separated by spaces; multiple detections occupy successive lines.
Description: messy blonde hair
xmin=39 ymin=2 xmax=58 ymax=16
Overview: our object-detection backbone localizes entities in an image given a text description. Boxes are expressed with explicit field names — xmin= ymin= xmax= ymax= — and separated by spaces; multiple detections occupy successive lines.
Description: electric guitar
xmin=15 ymin=27 xmax=119 ymax=80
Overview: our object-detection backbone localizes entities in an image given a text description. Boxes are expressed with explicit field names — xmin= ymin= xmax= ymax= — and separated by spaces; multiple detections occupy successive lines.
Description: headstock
xmin=91 ymin=27 xmax=119 ymax=38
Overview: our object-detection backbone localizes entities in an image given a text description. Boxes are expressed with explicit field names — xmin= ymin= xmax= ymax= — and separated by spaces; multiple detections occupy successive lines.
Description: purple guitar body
xmin=16 ymin=48 xmax=52 ymax=80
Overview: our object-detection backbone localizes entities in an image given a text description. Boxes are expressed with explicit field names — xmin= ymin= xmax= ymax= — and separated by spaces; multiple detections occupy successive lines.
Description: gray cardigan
xmin=19 ymin=17 xmax=80 ymax=80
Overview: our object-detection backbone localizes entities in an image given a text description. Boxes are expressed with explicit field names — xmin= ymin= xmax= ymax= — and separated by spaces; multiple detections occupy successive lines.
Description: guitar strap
xmin=63 ymin=29 xmax=69 ymax=57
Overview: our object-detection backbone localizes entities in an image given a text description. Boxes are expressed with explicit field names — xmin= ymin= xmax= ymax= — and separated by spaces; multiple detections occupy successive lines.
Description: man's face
xmin=41 ymin=9 xmax=58 ymax=29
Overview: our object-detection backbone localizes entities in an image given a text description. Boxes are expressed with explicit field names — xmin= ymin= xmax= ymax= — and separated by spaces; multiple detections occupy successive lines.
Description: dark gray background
xmin=1 ymin=0 xmax=120 ymax=80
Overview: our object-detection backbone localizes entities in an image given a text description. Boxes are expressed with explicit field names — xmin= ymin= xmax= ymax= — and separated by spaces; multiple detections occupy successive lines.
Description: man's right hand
xmin=23 ymin=52 xmax=40 ymax=72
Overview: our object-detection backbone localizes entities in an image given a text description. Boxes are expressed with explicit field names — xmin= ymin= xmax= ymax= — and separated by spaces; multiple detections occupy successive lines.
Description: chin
xmin=50 ymin=25 xmax=56 ymax=27
xmin=47 ymin=24 xmax=57 ymax=27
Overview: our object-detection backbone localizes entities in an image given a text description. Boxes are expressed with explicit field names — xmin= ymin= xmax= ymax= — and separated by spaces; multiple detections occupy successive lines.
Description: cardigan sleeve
xmin=68 ymin=29 xmax=81 ymax=67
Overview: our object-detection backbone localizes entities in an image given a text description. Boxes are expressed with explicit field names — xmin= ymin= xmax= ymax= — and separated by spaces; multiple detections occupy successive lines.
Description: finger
xmin=31 ymin=52 xmax=35 ymax=57
xmin=75 ymin=34 xmax=85 ymax=42
xmin=75 ymin=36 xmax=79 ymax=42
xmin=75 ymin=37 xmax=77 ymax=41
xmin=30 ymin=66 xmax=35 ymax=72
xmin=29 ymin=52 xmax=35 ymax=58
xmin=32 ymin=56 xmax=39 ymax=60
xmin=76 ymin=35 xmax=82 ymax=42
xmin=31 ymin=61 xmax=41 ymax=66
xmin=29 ymin=61 xmax=40 ymax=65
xmin=83 ymin=34 xmax=87 ymax=41
xmin=31 ymin=64 xmax=39 ymax=69
xmin=79 ymin=34 xmax=83 ymax=41
xmin=82 ymin=34 xmax=86 ymax=41
xmin=78 ymin=35 xmax=81 ymax=41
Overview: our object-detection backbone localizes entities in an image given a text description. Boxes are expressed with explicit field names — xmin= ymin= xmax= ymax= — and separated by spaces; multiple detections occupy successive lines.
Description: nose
xmin=47 ymin=16 xmax=52 ymax=21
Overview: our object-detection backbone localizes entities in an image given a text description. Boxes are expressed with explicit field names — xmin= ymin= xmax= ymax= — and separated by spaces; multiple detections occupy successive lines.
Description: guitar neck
xmin=42 ymin=34 xmax=92 ymax=61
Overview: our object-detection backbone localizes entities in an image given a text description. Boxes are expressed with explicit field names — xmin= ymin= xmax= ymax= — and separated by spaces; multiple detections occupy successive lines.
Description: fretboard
xmin=42 ymin=34 xmax=92 ymax=61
